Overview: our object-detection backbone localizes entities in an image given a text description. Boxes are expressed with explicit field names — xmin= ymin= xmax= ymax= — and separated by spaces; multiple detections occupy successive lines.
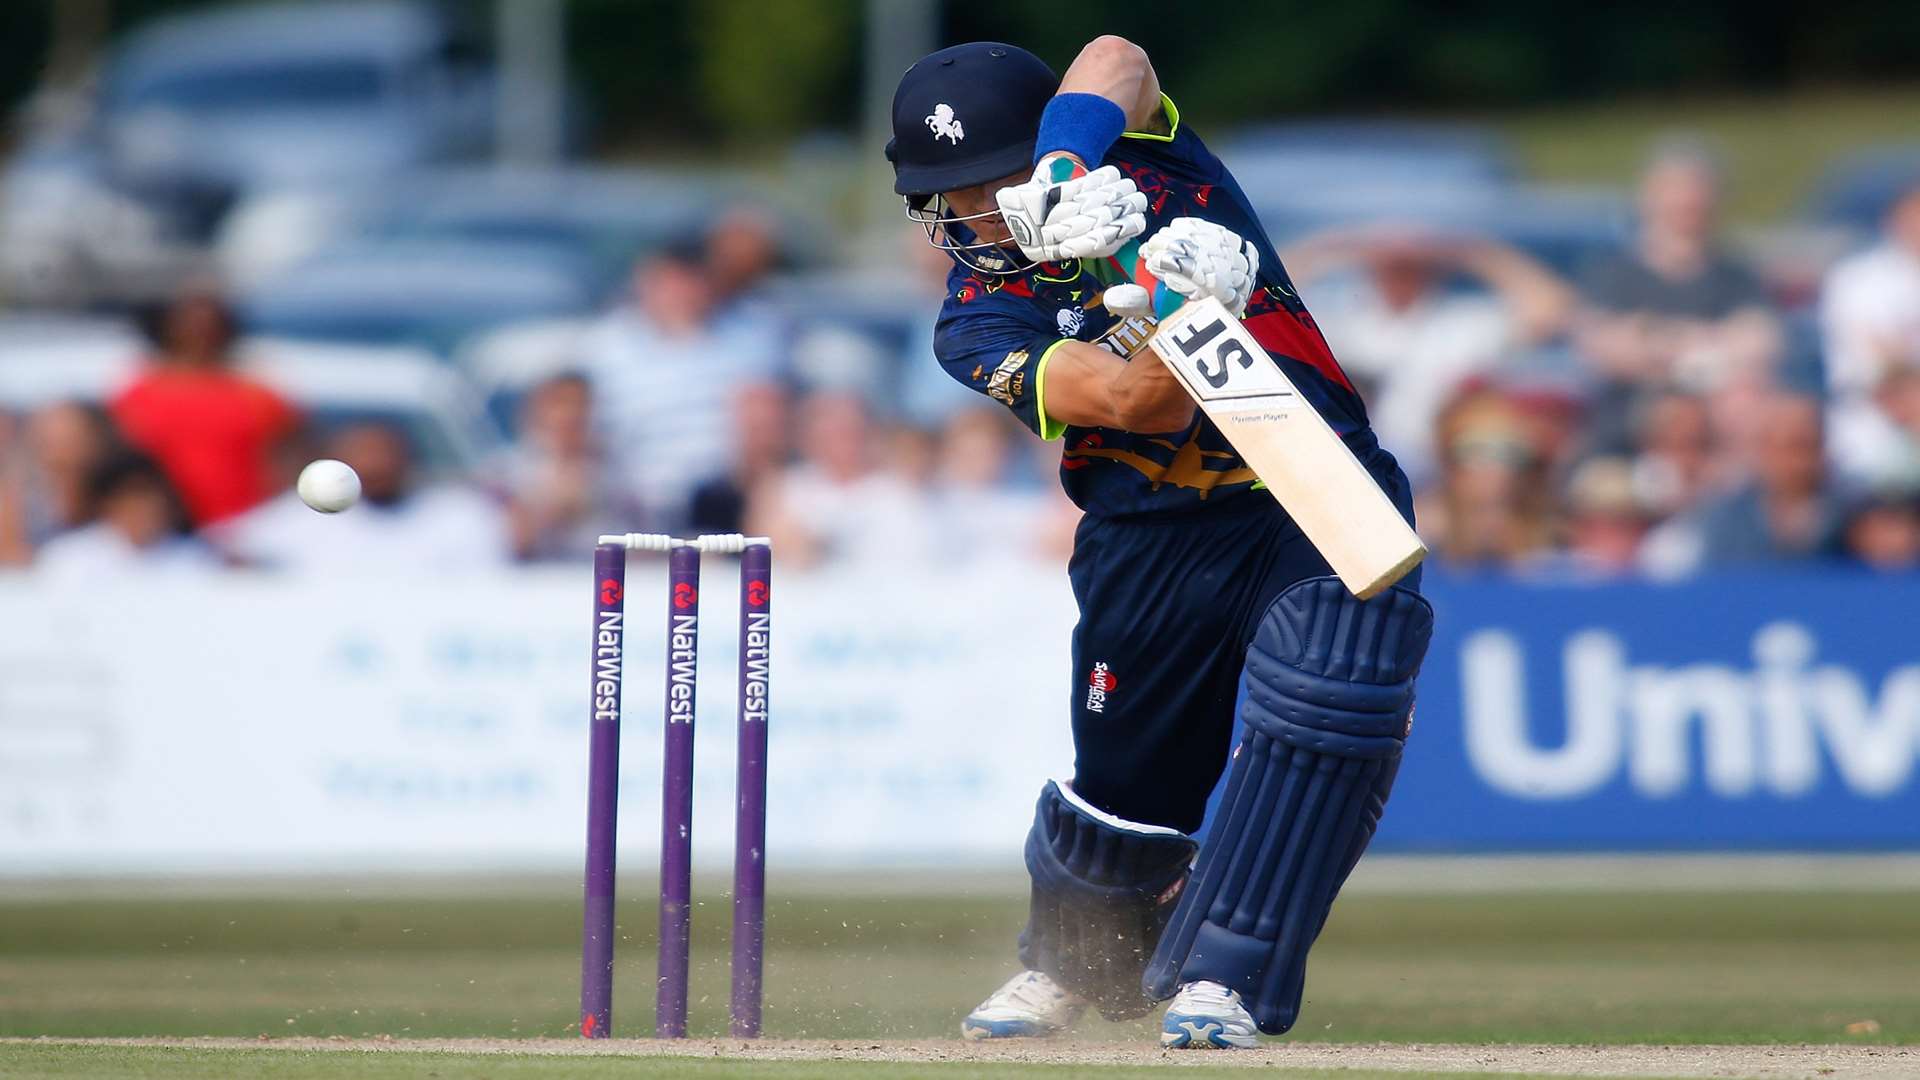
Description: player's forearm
xmin=1057 ymin=35 xmax=1161 ymax=131
xmin=1109 ymin=353 xmax=1196 ymax=433
xmin=1041 ymin=340 xmax=1194 ymax=434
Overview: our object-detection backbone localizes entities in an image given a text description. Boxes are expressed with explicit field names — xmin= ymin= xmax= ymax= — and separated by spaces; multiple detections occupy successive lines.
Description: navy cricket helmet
xmin=886 ymin=42 xmax=1057 ymax=274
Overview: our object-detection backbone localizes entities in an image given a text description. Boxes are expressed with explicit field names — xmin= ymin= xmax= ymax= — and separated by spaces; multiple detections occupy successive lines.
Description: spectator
xmin=0 ymin=411 xmax=29 ymax=565
xmin=495 ymin=372 xmax=645 ymax=562
xmin=581 ymin=239 xmax=782 ymax=526
xmin=1629 ymin=390 xmax=1723 ymax=521
xmin=34 ymin=452 xmax=219 ymax=578
xmin=0 ymin=402 xmax=122 ymax=564
xmin=1821 ymin=179 xmax=1920 ymax=485
xmin=885 ymin=421 xmax=941 ymax=489
xmin=747 ymin=391 xmax=935 ymax=568
xmin=216 ymin=422 xmax=510 ymax=572
xmin=1643 ymin=393 xmax=1842 ymax=574
xmin=1558 ymin=456 xmax=1651 ymax=577
xmin=688 ymin=383 xmax=793 ymax=534
xmin=926 ymin=406 xmax=1053 ymax=563
xmin=1285 ymin=227 xmax=1573 ymax=484
xmin=789 ymin=324 xmax=891 ymax=403
xmin=1420 ymin=389 xmax=1557 ymax=568
xmin=705 ymin=206 xmax=783 ymax=311
xmin=1821 ymin=178 xmax=1920 ymax=399
xmin=110 ymin=289 xmax=302 ymax=526
xmin=1575 ymin=142 xmax=1781 ymax=449
xmin=1841 ymin=484 xmax=1920 ymax=572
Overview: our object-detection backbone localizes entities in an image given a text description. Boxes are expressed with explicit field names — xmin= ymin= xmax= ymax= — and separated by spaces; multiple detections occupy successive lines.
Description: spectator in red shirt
xmin=110 ymin=290 xmax=301 ymax=525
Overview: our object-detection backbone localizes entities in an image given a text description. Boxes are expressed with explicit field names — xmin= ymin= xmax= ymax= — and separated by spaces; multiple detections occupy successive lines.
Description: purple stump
xmin=657 ymin=542 xmax=701 ymax=1038
xmin=580 ymin=542 xmax=627 ymax=1038
xmin=730 ymin=542 xmax=772 ymax=1037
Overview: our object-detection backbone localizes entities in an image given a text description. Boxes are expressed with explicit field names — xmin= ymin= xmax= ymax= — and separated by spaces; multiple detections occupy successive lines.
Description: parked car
xmin=1802 ymin=144 xmax=1920 ymax=238
xmin=237 ymin=240 xmax=601 ymax=358
xmin=217 ymin=167 xmax=727 ymax=297
xmin=1 ymin=1 xmax=501 ymax=306
xmin=1221 ymin=121 xmax=1517 ymax=196
xmin=1217 ymin=121 xmax=1627 ymax=277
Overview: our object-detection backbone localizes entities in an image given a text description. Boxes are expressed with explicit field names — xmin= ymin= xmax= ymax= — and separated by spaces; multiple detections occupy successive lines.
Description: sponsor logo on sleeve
xmin=986 ymin=349 xmax=1029 ymax=406
xmin=1094 ymin=313 xmax=1158 ymax=356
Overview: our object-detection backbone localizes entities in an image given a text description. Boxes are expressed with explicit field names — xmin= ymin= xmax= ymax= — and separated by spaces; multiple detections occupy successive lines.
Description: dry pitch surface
xmin=5 ymin=1037 xmax=1919 ymax=1079
xmin=5 ymin=876 xmax=1918 ymax=1078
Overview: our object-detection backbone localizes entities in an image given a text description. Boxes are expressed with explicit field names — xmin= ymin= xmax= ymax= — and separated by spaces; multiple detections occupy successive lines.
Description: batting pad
xmin=1143 ymin=577 xmax=1433 ymax=1034
xmin=1021 ymin=779 xmax=1199 ymax=1020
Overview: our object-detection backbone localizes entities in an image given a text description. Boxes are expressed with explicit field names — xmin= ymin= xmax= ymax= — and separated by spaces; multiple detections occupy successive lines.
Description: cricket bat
xmin=1032 ymin=153 xmax=1425 ymax=597
xmin=1146 ymin=296 xmax=1427 ymax=599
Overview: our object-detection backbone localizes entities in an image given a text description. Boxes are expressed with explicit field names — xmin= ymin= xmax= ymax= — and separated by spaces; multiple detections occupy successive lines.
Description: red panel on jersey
xmin=1243 ymin=309 xmax=1356 ymax=395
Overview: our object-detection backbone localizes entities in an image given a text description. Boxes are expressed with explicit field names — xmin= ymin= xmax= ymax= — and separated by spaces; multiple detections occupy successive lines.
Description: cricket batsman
xmin=886 ymin=38 xmax=1435 ymax=1047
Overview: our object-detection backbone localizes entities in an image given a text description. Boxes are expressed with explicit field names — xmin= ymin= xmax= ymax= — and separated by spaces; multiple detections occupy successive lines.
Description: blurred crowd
xmin=1297 ymin=143 xmax=1920 ymax=577
xmin=0 ymin=212 xmax=1075 ymax=576
xmin=3 ymin=141 xmax=1920 ymax=579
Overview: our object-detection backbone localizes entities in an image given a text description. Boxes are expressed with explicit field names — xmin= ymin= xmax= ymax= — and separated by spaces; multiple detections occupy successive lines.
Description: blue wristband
xmin=1034 ymin=92 xmax=1127 ymax=169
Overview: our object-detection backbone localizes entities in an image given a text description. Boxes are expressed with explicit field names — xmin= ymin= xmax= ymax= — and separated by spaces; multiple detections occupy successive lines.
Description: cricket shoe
xmin=960 ymin=970 xmax=1086 ymax=1039
xmin=1160 ymin=980 xmax=1259 ymax=1048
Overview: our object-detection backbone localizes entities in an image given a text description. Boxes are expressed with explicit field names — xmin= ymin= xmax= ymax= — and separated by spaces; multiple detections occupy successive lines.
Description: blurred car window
xmin=239 ymin=242 xmax=599 ymax=357
xmin=110 ymin=58 xmax=388 ymax=112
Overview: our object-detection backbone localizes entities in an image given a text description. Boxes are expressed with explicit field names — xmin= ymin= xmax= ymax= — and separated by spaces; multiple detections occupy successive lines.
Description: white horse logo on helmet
xmin=926 ymin=103 xmax=964 ymax=145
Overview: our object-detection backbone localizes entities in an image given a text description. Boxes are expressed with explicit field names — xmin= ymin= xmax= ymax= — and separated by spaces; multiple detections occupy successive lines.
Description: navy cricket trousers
xmin=1064 ymin=479 xmax=1419 ymax=836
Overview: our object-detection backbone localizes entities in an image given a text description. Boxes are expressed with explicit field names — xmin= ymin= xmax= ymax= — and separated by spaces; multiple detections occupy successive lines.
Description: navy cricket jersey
xmin=932 ymin=95 xmax=1393 ymax=520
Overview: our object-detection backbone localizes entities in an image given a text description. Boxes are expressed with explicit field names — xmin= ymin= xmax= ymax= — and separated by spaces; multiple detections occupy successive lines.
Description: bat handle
xmin=1038 ymin=153 xmax=1179 ymax=318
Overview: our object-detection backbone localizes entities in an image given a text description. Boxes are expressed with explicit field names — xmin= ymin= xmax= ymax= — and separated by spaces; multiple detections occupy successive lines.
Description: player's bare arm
xmin=1056 ymin=35 xmax=1165 ymax=137
xmin=1037 ymin=339 xmax=1195 ymax=434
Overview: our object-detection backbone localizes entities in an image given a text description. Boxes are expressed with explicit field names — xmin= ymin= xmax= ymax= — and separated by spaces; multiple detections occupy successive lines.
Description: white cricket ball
xmin=297 ymin=459 xmax=361 ymax=514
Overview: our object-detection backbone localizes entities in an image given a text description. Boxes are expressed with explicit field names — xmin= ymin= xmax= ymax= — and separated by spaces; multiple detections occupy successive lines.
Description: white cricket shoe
xmin=1159 ymin=980 xmax=1259 ymax=1048
xmin=960 ymin=970 xmax=1086 ymax=1039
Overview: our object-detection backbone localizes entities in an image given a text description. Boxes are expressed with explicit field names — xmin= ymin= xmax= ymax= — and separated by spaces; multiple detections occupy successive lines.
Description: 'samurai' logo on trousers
xmin=1087 ymin=662 xmax=1117 ymax=713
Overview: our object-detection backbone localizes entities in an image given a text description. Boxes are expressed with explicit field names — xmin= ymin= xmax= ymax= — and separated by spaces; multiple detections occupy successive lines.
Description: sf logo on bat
xmin=1154 ymin=302 xmax=1296 ymax=407
xmin=1168 ymin=317 xmax=1254 ymax=390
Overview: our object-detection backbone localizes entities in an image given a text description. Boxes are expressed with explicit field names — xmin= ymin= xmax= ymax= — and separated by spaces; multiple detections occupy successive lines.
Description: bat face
xmin=1148 ymin=297 xmax=1426 ymax=599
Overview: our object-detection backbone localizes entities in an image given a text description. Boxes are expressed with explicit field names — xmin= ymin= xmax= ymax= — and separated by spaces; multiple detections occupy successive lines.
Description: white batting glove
xmin=1139 ymin=217 xmax=1260 ymax=317
xmin=995 ymin=163 xmax=1148 ymax=262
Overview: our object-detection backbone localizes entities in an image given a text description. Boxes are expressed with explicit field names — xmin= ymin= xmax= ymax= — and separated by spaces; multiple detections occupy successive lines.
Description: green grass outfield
xmin=1 ymin=879 xmax=1915 ymax=1077
xmin=0 ymin=1042 xmax=1724 ymax=1080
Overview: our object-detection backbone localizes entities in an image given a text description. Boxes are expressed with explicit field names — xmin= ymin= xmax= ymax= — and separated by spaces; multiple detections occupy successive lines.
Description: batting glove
xmin=995 ymin=164 xmax=1148 ymax=263
xmin=1139 ymin=217 xmax=1260 ymax=317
